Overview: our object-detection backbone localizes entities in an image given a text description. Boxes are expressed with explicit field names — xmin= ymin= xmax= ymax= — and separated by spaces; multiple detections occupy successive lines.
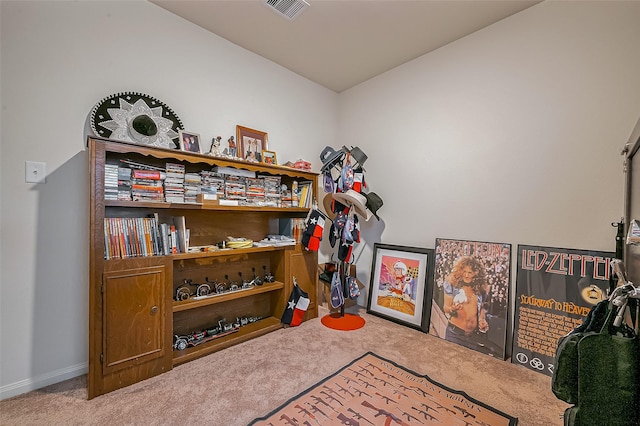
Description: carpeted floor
xmin=250 ymin=351 xmax=518 ymax=425
xmin=0 ymin=306 xmax=569 ymax=425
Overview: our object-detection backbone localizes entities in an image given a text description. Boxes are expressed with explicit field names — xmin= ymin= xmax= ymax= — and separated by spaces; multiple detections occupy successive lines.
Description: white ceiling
xmin=150 ymin=0 xmax=541 ymax=93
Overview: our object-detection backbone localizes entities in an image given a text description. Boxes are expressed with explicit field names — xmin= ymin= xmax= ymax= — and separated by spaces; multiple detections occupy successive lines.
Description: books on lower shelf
xmin=172 ymin=216 xmax=189 ymax=254
xmin=298 ymin=182 xmax=313 ymax=208
xmin=104 ymin=217 xmax=159 ymax=259
xmin=104 ymin=215 xmax=190 ymax=259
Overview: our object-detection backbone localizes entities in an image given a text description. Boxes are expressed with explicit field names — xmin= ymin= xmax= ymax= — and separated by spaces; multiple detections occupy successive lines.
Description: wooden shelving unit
xmin=88 ymin=136 xmax=318 ymax=399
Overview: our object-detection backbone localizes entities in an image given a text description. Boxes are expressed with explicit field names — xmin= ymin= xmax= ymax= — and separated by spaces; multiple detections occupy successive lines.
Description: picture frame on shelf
xmin=237 ymin=125 xmax=268 ymax=163
xmin=367 ymin=243 xmax=434 ymax=332
xmin=262 ymin=150 xmax=277 ymax=165
xmin=178 ymin=130 xmax=202 ymax=154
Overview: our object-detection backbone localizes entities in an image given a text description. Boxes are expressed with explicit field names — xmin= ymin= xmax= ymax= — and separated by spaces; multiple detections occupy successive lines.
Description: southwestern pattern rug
xmin=250 ymin=352 xmax=518 ymax=426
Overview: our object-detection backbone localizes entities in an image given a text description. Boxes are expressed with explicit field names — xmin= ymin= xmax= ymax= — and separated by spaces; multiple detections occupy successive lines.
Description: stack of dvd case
xmin=201 ymin=170 xmax=225 ymax=200
xmin=245 ymin=178 xmax=265 ymax=206
xmin=130 ymin=169 xmax=165 ymax=202
xmin=164 ymin=163 xmax=185 ymax=203
xmin=104 ymin=164 xmax=119 ymax=200
xmin=184 ymin=172 xmax=202 ymax=204
xmin=262 ymin=176 xmax=281 ymax=207
xmin=224 ymin=175 xmax=247 ymax=203
xmin=117 ymin=166 xmax=132 ymax=201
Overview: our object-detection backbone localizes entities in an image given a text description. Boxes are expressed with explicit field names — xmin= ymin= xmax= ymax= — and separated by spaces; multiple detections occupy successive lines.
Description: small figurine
xmin=175 ymin=286 xmax=191 ymax=301
xmin=175 ymin=279 xmax=210 ymax=301
xmin=252 ymin=267 xmax=263 ymax=286
xmin=195 ymin=282 xmax=211 ymax=297
xmin=239 ymin=272 xmax=253 ymax=289
xmin=208 ymin=136 xmax=222 ymax=157
xmin=227 ymin=136 xmax=237 ymax=157
xmin=263 ymin=265 xmax=275 ymax=283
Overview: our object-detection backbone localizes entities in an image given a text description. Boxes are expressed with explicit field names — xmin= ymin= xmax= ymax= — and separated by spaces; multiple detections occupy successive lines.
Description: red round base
xmin=321 ymin=313 xmax=366 ymax=331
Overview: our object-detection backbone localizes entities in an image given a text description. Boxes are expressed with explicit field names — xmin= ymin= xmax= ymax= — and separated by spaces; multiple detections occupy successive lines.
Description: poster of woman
xmin=430 ymin=238 xmax=512 ymax=359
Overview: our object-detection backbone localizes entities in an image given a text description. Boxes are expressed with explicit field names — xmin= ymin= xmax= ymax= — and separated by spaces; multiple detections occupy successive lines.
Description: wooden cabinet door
xmin=102 ymin=266 xmax=165 ymax=374
xmin=287 ymin=246 xmax=318 ymax=321
xmin=90 ymin=259 xmax=172 ymax=398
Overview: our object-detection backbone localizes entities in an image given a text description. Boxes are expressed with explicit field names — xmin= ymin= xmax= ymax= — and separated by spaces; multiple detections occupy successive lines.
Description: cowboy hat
xmin=363 ymin=191 xmax=383 ymax=220
xmin=332 ymin=189 xmax=369 ymax=219
xmin=319 ymin=146 xmax=347 ymax=173
xmin=346 ymin=146 xmax=368 ymax=171
xmin=322 ymin=193 xmax=337 ymax=220
xmin=90 ymin=91 xmax=183 ymax=149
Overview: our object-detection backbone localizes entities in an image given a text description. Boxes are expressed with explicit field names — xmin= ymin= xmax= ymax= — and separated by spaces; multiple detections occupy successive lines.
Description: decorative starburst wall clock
xmin=90 ymin=92 xmax=184 ymax=149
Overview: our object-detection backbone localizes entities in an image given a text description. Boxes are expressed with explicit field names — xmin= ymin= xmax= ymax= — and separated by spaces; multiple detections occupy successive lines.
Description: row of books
xmin=103 ymin=215 xmax=189 ymax=259
xmin=297 ymin=182 xmax=313 ymax=208
xmin=105 ymin=161 xmax=311 ymax=207
xmin=104 ymin=214 xmax=310 ymax=260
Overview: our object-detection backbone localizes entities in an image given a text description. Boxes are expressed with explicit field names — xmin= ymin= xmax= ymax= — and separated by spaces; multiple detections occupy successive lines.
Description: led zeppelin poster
xmin=430 ymin=238 xmax=512 ymax=359
xmin=512 ymin=245 xmax=615 ymax=376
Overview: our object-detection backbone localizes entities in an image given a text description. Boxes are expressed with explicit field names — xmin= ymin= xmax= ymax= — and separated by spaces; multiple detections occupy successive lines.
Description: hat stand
xmin=320 ymin=259 xmax=366 ymax=331
xmin=319 ymin=145 xmax=372 ymax=331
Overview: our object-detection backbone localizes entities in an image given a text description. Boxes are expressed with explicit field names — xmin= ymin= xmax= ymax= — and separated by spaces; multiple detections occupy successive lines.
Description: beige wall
xmin=333 ymin=1 xmax=640 ymax=312
xmin=0 ymin=0 xmax=337 ymax=399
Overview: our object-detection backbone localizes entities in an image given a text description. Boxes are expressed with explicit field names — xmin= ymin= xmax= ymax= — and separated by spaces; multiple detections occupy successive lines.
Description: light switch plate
xmin=25 ymin=161 xmax=47 ymax=184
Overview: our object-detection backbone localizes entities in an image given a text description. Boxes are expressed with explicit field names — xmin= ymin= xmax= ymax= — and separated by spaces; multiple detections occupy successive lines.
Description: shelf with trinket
xmin=172 ymin=316 xmax=282 ymax=365
xmin=173 ymin=281 xmax=284 ymax=312
xmin=172 ymin=315 xmax=266 ymax=351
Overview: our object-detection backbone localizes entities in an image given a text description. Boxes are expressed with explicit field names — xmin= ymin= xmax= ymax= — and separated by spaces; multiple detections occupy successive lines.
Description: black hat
xmin=364 ymin=191 xmax=383 ymax=220
xmin=320 ymin=146 xmax=347 ymax=173
xmin=347 ymin=146 xmax=368 ymax=171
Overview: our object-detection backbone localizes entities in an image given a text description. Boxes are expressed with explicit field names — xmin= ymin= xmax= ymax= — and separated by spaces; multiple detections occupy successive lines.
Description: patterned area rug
xmin=250 ymin=352 xmax=518 ymax=425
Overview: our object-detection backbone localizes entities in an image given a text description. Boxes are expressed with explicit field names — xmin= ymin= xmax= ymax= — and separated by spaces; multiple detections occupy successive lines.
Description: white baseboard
xmin=0 ymin=362 xmax=87 ymax=401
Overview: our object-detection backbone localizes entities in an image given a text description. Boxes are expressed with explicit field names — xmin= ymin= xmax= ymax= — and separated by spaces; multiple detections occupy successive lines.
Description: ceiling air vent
xmin=264 ymin=0 xmax=309 ymax=21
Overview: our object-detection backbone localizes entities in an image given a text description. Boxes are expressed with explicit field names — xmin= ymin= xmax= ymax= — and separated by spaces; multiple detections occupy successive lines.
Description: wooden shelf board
xmin=171 ymin=245 xmax=292 ymax=261
xmin=172 ymin=316 xmax=283 ymax=366
xmin=104 ymin=199 xmax=310 ymax=213
xmin=173 ymin=281 xmax=285 ymax=312
xmin=93 ymin=136 xmax=318 ymax=178
xmin=102 ymin=246 xmax=297 ymax=263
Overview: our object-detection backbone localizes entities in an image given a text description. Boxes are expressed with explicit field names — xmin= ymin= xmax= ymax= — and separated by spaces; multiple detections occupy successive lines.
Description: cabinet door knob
xmin=150 ymin=306 xmax=159 ymax=315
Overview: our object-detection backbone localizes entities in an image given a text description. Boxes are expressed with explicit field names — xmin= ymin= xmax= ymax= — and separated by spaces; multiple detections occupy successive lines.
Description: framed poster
xmin=237 ymin=125 xmax=267 ymax=163
xmin=430 ymin=238 xmax=512 ymax=359
xmin=512 ymin=245 xmax=615 ymax=376
xmin=367 ymin=244 xmax=434 ymax=331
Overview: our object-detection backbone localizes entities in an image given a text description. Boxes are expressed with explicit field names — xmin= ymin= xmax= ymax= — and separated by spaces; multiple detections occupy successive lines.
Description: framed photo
xmin=429 ymin=238 xmax=512 ymax=359
xmin=237 ymin=125 xmax=267 ymax=162
xmin=262 ymin=150 xmax=277 ymax=165
xmin=367 ymin=243 xmax=434 ymax=331
xmin=178 ymin=130 xmax=202 ymax=154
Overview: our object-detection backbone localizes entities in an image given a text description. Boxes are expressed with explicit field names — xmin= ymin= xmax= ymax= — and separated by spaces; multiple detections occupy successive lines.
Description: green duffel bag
xmin=553 ymin=300 xmax=639 ymax=426
xmin=570 ymin=331 xmax=639 ymax=426
xmin=552 ymin=300 xmax=610 ymax=403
